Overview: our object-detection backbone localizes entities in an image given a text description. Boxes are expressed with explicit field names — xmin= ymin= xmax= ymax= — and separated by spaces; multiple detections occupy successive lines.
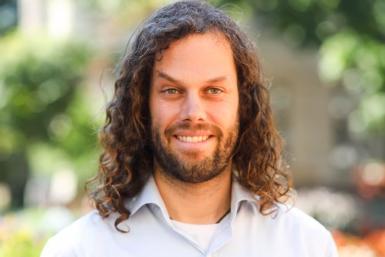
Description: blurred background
xmin=0 ymin=0 xmax=384 ymax=256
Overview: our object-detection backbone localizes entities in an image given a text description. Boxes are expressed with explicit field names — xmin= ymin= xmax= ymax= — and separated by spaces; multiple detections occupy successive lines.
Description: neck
xmin=153 ymin=166 xmax=232 ymax=224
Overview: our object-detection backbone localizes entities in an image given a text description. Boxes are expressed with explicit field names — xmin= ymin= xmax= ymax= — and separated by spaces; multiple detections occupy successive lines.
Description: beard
xmin=151 ymin=121 xmax=239 ymax=184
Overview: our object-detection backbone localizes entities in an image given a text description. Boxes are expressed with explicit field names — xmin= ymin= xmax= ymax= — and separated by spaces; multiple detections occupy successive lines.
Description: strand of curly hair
xmin=87 ymin=0 xmax=292 ymax=232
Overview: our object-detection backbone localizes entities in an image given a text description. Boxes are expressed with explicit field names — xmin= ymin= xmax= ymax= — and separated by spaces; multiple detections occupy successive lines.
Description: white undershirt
xmin=171 ymin=220 xmax=220 ymax=251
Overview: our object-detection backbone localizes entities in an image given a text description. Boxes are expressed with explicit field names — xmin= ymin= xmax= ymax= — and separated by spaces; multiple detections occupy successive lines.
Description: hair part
xmin=87 ymin=0 xmax=292 ymax=232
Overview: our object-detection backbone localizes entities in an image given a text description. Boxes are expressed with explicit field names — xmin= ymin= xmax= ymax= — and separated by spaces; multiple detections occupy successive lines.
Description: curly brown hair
xmin=88 ymin=0 xmax=292 ymax=232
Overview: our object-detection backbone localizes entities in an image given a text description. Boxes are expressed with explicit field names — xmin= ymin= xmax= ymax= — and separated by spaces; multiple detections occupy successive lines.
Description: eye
xmin=206 ymin=87 xmax=223 ymax=95
xmin=161 ymin=88 xmax=180 ymax=95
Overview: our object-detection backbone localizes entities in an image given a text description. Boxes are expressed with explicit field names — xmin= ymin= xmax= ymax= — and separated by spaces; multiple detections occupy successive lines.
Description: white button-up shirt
xmin=41 ymin=177 xmax=339 ymax=257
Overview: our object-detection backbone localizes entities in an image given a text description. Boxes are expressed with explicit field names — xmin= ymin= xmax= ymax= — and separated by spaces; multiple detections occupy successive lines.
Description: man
xmin=41 ymin=1 xmax=339 ymax=256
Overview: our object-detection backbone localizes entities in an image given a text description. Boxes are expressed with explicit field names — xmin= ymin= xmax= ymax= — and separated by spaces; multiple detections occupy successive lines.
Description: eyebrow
xmin=156 ymin=70 xmax=227 ymax=86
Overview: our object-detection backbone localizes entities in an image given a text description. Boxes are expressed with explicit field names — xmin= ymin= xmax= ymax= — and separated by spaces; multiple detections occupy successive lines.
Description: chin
xmin=175 ymin=151 xmax=213 ymax=162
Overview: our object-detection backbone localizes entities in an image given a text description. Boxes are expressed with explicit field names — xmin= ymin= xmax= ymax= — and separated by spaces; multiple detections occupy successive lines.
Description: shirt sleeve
xmin=40 ymin=237 xmax=78 ymax=257
xmin=326 ymin=231 xmax=339 ymax=257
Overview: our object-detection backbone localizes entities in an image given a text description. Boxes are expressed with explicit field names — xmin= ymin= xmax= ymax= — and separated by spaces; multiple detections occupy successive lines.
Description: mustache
xmin=165 ymin=122 xmax=223 ymax=137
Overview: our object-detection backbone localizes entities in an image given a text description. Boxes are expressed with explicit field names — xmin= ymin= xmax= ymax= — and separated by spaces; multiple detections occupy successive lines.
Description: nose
xmin=181 ymin=92 xmax=207 ymax=122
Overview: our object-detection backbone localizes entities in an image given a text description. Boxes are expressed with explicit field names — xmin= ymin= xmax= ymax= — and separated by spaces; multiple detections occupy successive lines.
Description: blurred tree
xmin=0 ymin=33 xmax=93 ymax=209
xmin=212 ymin=0 xmax=385 ymax=135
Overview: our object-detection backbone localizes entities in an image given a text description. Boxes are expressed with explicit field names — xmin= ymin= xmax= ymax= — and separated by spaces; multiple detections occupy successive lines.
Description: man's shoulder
xmin=236 ymin=202 xmax=339 ymax=256
xmin=50 ymin=210 xmax=110 ymax=237
xmin=41 ymin=210 xmax=114 ymax=257
xmin=271 ymin=204 xmax=337 ymax=255
xmin=274 ymin=204 xmax=330 ymax=234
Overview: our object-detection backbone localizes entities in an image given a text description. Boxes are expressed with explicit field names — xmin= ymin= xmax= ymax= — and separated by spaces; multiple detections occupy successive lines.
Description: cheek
xmin=150 ymin=99 xmax=164 ymax=133
xmin=150 ymin=101 xmax=178 ymax=131
xmin=208 ymin=102 xmax=239 ymax=129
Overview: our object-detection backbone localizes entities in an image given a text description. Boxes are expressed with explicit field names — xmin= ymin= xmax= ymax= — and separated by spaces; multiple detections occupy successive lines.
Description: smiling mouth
xmin=175 ymin=135 xmax=211 ymax=143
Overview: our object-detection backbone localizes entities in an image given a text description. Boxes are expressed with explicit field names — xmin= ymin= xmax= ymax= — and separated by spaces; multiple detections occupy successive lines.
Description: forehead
xmin=152 ymin=32 xmax=237 ymax=84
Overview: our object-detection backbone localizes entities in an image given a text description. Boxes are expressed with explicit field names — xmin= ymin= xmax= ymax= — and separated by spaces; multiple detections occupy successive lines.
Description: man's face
xmin=149 ymin=32 xmax=239 ymax=183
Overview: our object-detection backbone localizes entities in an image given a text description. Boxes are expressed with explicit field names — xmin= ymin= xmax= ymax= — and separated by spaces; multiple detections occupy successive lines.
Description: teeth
xmin=177 ymin=136 xmax=209 ymax=143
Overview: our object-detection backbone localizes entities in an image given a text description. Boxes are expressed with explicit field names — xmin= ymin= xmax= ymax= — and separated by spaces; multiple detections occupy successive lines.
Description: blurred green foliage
xmin=320 ymin=31 xmax=385 ymax=134
xmin=0 ymin=230 xmax=45 ymax=257
xmin=0 ymin=34 xmax=89 ymax=149
xmin=0 ymin=33 xmax=97 ymax=209
xmin=0 ymin=208 xmax=62 ymax=257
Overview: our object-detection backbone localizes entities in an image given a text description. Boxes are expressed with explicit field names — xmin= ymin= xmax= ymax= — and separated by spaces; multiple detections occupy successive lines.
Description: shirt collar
xmin=230 ymin=179 xmax=259 ymax=214
xmin=126 ymin=176 xmax=169 ymax=217
xmin=126 ymin=175 xmax=259 ymax=217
